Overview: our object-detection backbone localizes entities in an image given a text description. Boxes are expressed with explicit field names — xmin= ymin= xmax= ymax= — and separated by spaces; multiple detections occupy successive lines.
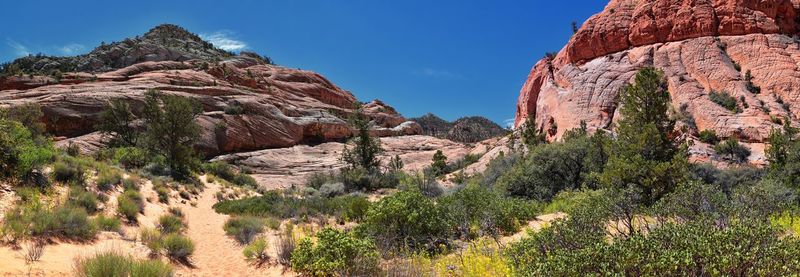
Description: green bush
xmin=52 ymin=159 xmax=85 ymax=185
xmin=698 ymin=129 xmax=719 ymax=144
xmin=223 ymin=216 xmax=264 ymax=244
xmin=203 ymin=161 xmax=258 ymax=188
xmin=709 ymin=91 xmax=740 ymax=113
xmin=157 ymin=214 xmax=185 ymax=234
xmin=0 ymin=119 xmax=55 ymax=185
xmin=360 ymin=190 xmax=449 ymax=251
xmin=117 ymin=195 xmax=140 ymax=222
xmin=243 ymin=238 xmax=269 ymax=265
xmin=441 ymin=184 xmax=539 ymax=239
xmin=497 ymin=130 xmax=608 ymax=201
xmin=113 ymin=147 xmax=148 ymax=169
xmin=94 ymin=215 xmax=121 ymax=232
xmin=714 ymin=138 xmax=751 ymax=163
xmin=291 ymin=228 xmax=379 ymax=276
xmin=155 ymin=185 xmax=170 ymax=203
xmin=96 ymin=168 xmax=122 ymax=191
xmin=67 ymin=186 xmax=99 ymax=213
xmin=213 ymin=191 xmax=371 ymax=222
xmin=508 ymin=221 xmax=800 ymax=276
xmin=162 ymin=233 xmax=194 ymax=260
xmin=140 ymin=228 xmax=163 ymax=255
xmin=74 ymin=251 xmax=173 ymax=277
xmin=53 ymin=206 xmax=98 ymax=240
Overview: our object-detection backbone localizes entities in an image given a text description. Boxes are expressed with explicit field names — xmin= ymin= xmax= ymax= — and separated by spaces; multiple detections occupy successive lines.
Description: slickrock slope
xmin=515 ymin=0 xmax=800 ymax=164
xmin=212 ymin=135 xmax=506 ymax=190
xmin=0 ymin=25 xmax=420 ymax=157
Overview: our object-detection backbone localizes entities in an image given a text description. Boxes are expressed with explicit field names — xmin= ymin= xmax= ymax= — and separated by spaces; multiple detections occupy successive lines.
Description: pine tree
xmin=142 ymin=89 xmax=202 ymax=179
xmin=431 ymin=150 xmax=448 ymax=176
xmin=341 ymin=103 xmax=383 ymax=173
xmin=600 ymin=68 xmax=688 ymax=205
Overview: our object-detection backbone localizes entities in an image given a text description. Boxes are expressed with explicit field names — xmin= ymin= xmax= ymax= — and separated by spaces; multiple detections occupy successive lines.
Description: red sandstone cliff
xmin=515 ymin=0 xmax=800 ymax=164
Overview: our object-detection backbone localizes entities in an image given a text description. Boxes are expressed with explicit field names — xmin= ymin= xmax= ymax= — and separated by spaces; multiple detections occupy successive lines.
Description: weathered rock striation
xmin=0 ymin=25 xmax=420 ymax=157
xmin=516 ymin=0 xmax=800 ymax=164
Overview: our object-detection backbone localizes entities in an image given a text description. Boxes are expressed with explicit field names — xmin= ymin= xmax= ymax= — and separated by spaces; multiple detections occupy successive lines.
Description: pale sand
xmin=175 ymin=176 xmax=293 ymax=276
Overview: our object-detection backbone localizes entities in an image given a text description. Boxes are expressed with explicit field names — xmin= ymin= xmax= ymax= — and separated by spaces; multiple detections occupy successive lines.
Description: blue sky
xmin=0 ymin=0 xmax=607 ymax=126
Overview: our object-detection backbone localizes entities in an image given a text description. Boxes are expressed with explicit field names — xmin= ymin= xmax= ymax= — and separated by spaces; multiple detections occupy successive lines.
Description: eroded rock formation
xmin=516 ymin=0 xmax=800 ymax=165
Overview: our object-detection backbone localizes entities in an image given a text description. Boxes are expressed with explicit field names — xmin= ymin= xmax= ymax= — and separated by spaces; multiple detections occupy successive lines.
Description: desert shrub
xmin=360 ymin=190 xmax=449 ymax=252
xmin=291 ymin=228 xmax=379 ymax=276
xmin=113 ymin=147 xmax=148 ymax=169
xmin=66 ymin=186 xmax=99 ymax=213
xmin=709 ymin=91 xmax=740 ymax=113
xmin=155 ymin=186 xmax=170 ymax=203
xmin=202 ymin=161 xmax=236 ymax=180
xmin=542 ymin=189 xmax=604 ymax=214
xmin=318 ymin=182 xmax=345 ymax=198
xmin=441 ymin=184 xmax=539 ymax=239
xmin=305 ymin=172 xmax=336 ymax=189
xmin=117 ymin=196 xmax=140 ymax=222
xmin=213 ymin=191 xmax=370 ymax=222
xmin=714 ymin=138 xmax=751 ymax=163
xmin=277 ymin=224 xmax=296 ymax=265
xmin=52 ymin=206 xmax=98 ymax=240
xmin=243 ymin=238 xmax=269 ymax=266
xmin=508 ymin=221 xmax=800 ymax=276
xmin=0 ymin=119 xmax=55 ymax=186
xmin=401 ymin=172 xmax=443 ymax=197
xmin=497 ymin=132 xmax=608 ymax=201
xmin=140 ymin=228 xmax=163 ymax=255
xmin=168 ymin=207 xmax=184 ymax=218
xmin=121 ymin=177 xmax=140 ymax=192
xmin=481 ymin=151 xmax=521 ymax=186
xmin=698 ymin=129 xmax=719 ymax=144
xmin=162 ymin=233 xmax=194 ymax=260
xmin=157 ymin=214 xmax=185 ymax=234
xmin=96 ymin=168 xmax=122 ymax=191
xmin=224 ymin=102 xmax=244 ymax=115
xmin=94 ymin=215 xmax=121 ymax=232
xmin=232 ymin=173 xmax=257 ymax=188
xmin=689 ymin=163 xmax=764 ymax=195
xmin=74 ymin=251 xmax=173 ymax=277
xmin=223 ymin=216 xmax=264 ymax=244
xmin=52 ymin=159 xmax=85 ymax=185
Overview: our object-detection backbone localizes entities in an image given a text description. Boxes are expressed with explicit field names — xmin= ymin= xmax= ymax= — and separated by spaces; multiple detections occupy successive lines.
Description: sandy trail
xmin=176 ymin=177 xmax=288 ymax=276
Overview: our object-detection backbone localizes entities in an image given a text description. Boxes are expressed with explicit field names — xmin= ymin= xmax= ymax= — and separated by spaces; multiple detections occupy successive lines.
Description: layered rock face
xmin=516 ymin=0 xmax=800 ymax=164
xmin=0 ymin=25 xmax=420 ymax=157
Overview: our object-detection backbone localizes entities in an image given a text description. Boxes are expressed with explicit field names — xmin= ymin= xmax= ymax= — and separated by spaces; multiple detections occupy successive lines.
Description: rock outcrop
xmin=516 ymin=0 xmax=800 ymax=164
xmin=411 ymin=113 xmax=509 ymax=143
xmin=0 ymin=25 xmax=420 ymax=157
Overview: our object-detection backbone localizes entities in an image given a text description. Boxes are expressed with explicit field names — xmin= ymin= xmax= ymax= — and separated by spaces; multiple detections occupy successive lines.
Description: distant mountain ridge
xmin=1 ymin=24 xmax=270 ymax=75
xmin=410 ymin=113 xmax=508 ymax=143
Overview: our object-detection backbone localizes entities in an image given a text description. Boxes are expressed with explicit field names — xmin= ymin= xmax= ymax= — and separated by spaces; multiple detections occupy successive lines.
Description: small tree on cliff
xmin=142 ymin=89 xmax=202 ymax=179
xmin=341 ymin=103 xmax=383 ymax=173
xmin=599 ymin=67 xmax=688 ymax=206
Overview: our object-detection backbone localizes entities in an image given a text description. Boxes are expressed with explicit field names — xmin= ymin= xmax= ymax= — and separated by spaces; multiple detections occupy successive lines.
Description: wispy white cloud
xmin=200 ymin=30 xmax=247 ymax=51
xmin=6 ymin=39 xmax=30 ymax=56
xmin=58 ymin=43 xmax=85 ymax=55
xmin=412 ymin=68 xmax=464 ymax=80
xmin=6 ymin=39 xmax=87 ymax=57
xmin=503 ymin=118 xmax=517 ymax=129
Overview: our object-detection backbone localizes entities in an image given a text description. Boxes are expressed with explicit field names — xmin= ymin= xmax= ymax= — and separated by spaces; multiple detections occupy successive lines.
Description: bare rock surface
xmin=212 ymin=135 xmax=505 ymax=190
